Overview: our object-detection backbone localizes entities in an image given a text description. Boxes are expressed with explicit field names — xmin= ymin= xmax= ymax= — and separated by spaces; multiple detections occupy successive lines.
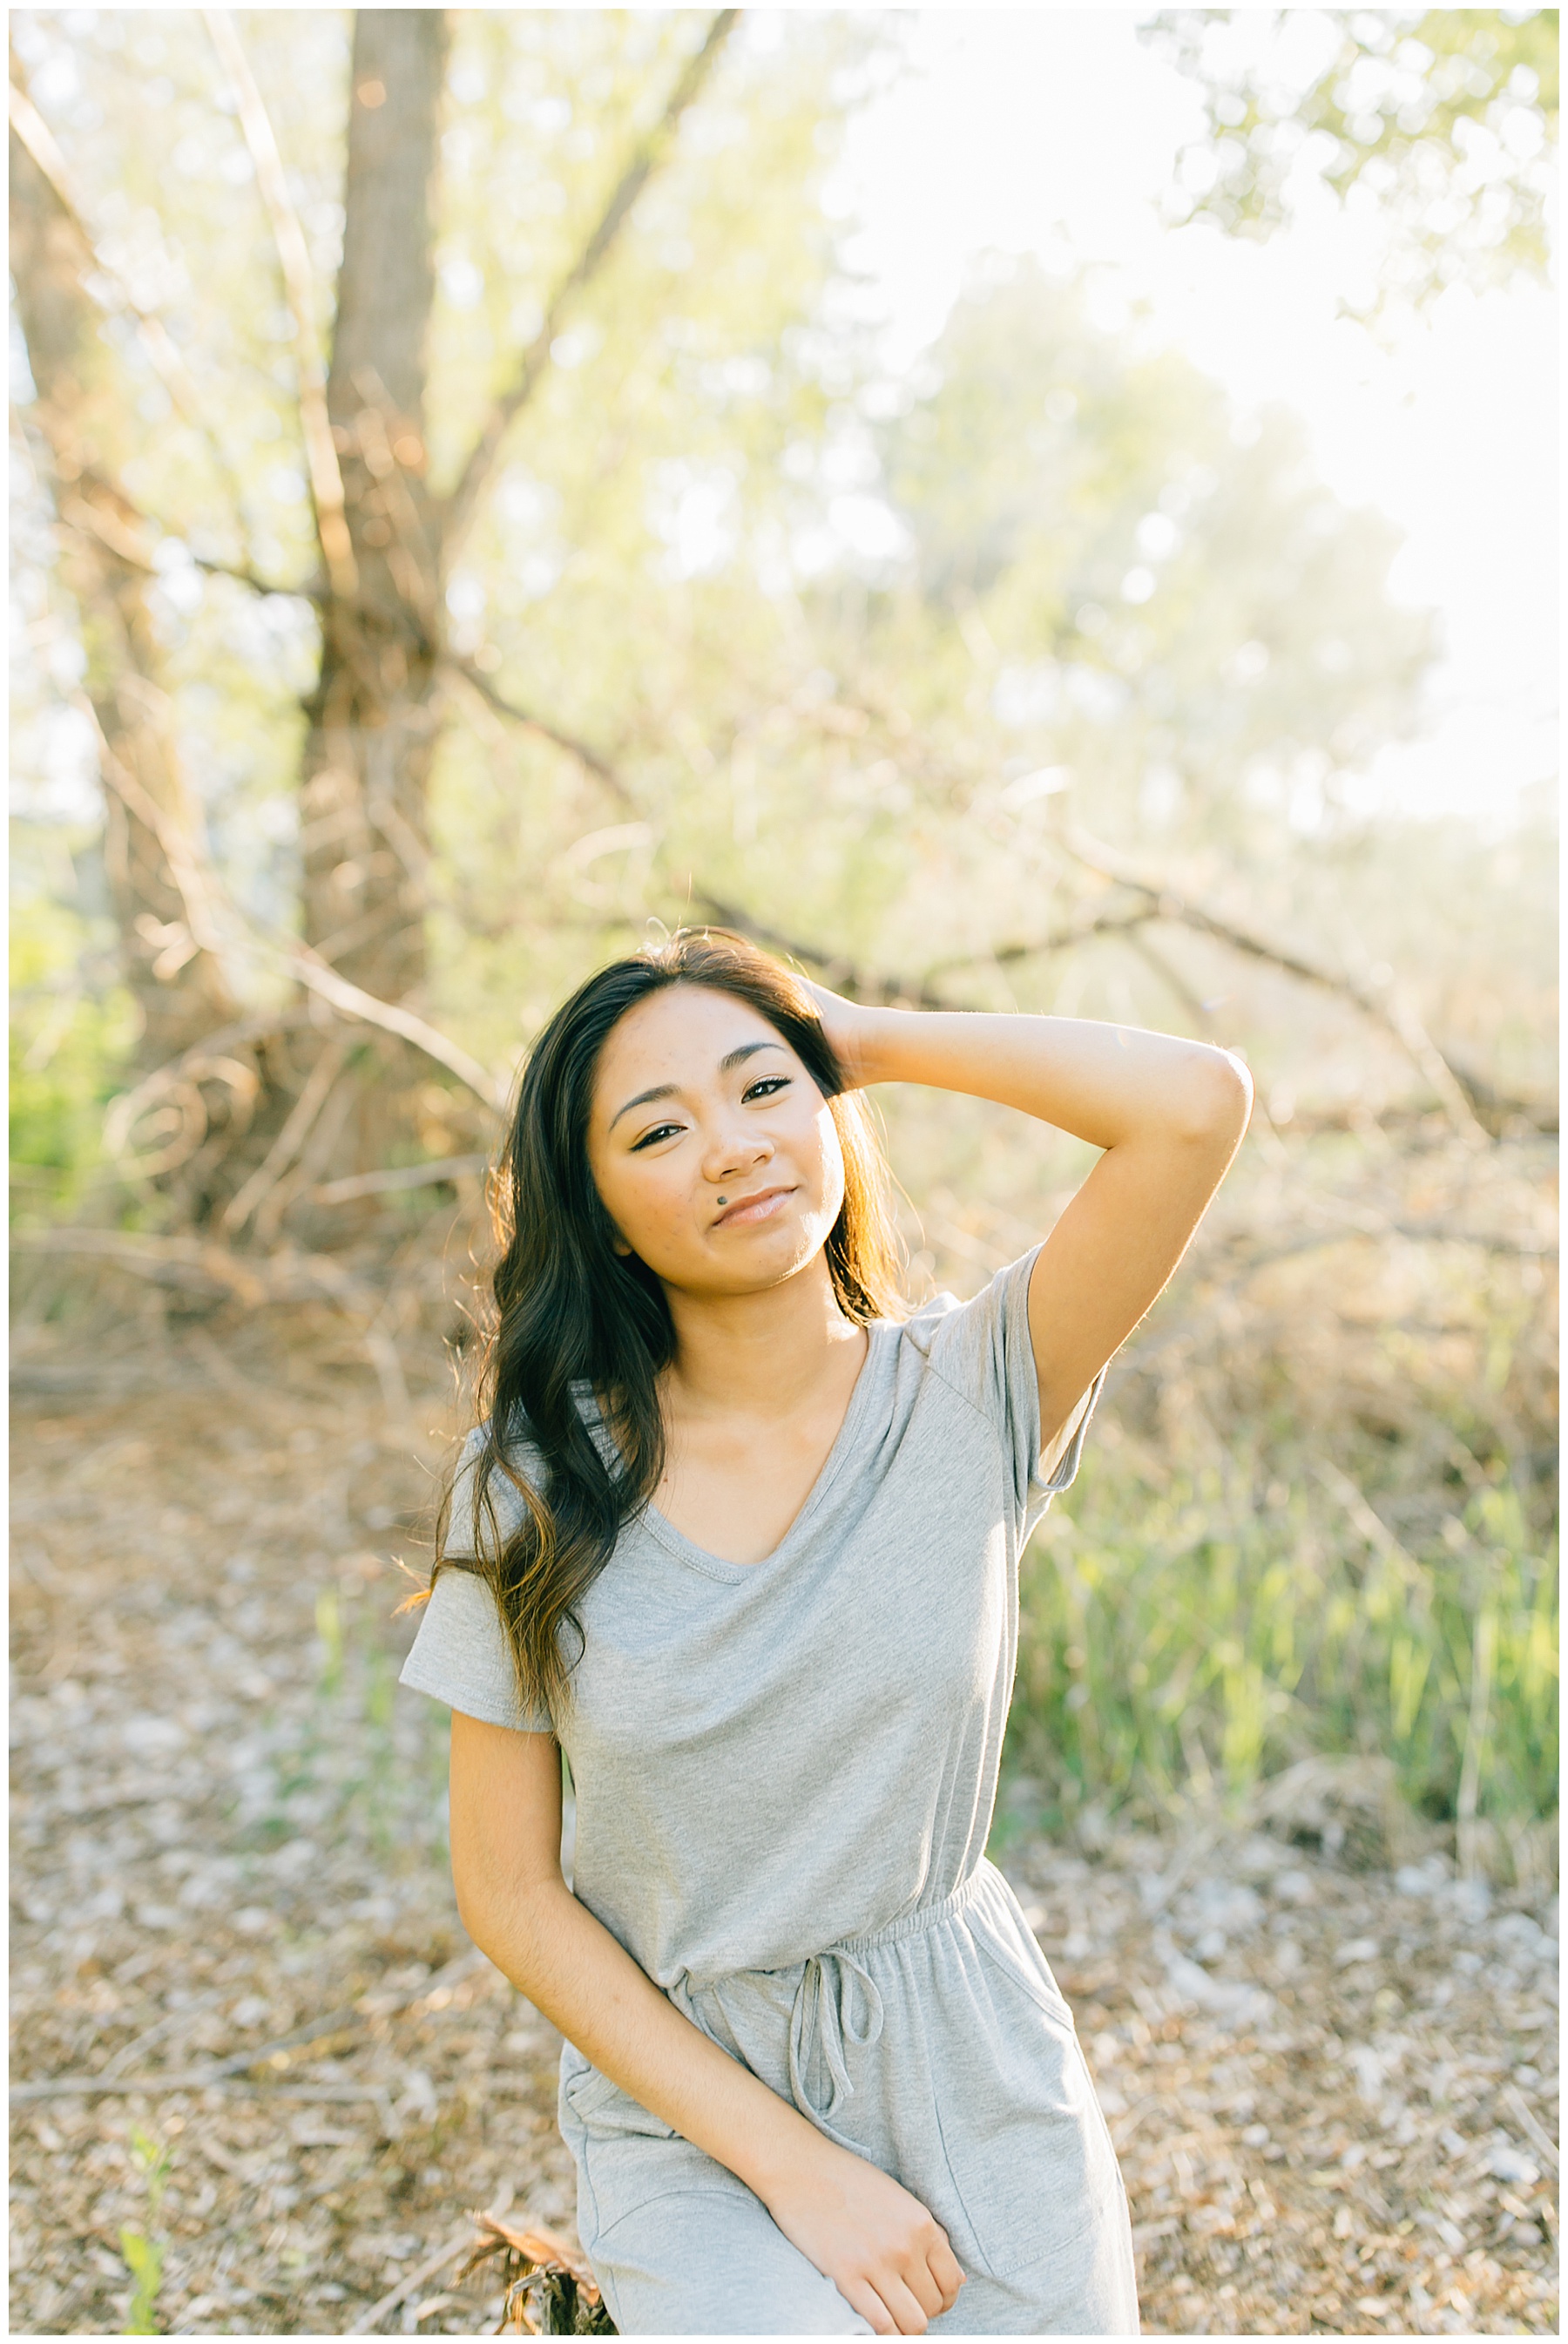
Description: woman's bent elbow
xmin=1164 ymin=1047 xmax=1253 ymax=1150
xmin=452 ymin=1860 xmax=561 ymax=1980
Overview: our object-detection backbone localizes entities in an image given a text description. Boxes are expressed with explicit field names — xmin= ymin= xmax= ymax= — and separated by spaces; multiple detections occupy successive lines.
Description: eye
xmin=629 ymin=1121 xmax=684 ymax=1152
xmin=743 ymin=1075 xmax=790 ymax=1103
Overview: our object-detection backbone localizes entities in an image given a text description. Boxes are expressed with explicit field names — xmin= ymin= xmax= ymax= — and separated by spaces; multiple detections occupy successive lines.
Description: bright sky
xmin=829 ymin=9 xmax=1558 ymax=831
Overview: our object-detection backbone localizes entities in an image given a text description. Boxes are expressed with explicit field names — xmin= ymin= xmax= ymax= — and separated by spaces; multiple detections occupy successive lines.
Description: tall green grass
xmin=1007 ymin=1444 xmax=1558 ymax=1834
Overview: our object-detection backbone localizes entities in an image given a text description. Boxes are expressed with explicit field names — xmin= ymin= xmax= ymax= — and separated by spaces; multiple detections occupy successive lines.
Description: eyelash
xmin=628 ymin=1075 xmax=790 ymax=1150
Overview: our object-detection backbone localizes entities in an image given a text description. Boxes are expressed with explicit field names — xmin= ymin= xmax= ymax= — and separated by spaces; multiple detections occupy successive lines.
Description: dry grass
xmin=9 ymin=1327 xmax=1558 ymax=2335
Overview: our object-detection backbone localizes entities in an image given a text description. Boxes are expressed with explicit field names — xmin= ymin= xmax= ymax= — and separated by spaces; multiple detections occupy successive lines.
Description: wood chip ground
xmin=10 ymin=1365 xmax=1558 ymax=2334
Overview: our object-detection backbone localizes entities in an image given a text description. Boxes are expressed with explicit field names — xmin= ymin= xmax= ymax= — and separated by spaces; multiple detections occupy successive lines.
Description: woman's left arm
xmin=818 ymin=996 xmax=1253 ymax=1451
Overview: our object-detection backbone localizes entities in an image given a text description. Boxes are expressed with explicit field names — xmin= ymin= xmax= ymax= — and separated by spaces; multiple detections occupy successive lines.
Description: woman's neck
xmin=660 ymin=1256 xmax=866 ymax=1425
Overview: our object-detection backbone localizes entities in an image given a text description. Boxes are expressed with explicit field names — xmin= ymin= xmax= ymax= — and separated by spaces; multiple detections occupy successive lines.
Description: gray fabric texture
xmin=400 ymin=1249 xmax=1138 ymax=2334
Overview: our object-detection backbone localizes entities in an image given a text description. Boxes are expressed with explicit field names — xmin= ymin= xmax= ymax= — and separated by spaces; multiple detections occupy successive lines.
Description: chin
xmin=693 ymin=1223 xmax=828 ymax=1296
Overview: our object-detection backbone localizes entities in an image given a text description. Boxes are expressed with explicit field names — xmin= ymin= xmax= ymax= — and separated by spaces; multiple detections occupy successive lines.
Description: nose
xmin=703 ymin=1114 xmax=772 ymax=1186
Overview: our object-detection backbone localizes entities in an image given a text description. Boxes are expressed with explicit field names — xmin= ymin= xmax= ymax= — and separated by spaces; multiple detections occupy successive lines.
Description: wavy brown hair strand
xmin=431 ymin=930 xmax=903 ymax=1725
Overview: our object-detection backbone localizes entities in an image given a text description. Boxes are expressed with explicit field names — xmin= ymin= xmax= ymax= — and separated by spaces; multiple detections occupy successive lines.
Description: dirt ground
xmin=9 ymin=1345 xmax=1559 ymax=2337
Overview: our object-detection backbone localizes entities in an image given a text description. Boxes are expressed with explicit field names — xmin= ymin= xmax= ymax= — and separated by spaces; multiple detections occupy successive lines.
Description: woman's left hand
xmin=803 ymin=979 xmax=882 ymax=1090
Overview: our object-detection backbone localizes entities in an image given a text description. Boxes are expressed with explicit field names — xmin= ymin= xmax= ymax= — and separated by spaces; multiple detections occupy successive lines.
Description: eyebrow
xmin=607 ymin=1040 xmax=787 ymax=1134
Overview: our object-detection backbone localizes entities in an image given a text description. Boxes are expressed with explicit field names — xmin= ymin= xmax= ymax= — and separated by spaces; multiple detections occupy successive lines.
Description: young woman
xmin=400 ymin=929 xmax=1251 ymax=2336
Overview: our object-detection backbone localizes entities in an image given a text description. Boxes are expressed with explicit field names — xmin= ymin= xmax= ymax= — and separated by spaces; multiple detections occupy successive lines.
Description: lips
xmin=712 ymin=1184 xmax=795 ymax=1229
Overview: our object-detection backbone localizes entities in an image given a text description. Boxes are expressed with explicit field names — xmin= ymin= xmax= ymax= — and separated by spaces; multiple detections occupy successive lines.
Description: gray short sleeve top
xmin=399 ymin=1247 xmax=1099 ymax=1988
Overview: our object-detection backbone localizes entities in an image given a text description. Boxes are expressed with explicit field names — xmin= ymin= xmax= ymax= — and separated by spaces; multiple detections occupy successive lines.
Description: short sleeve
xmin=399 ymin=1425 xmax=552 ymax=1731
xmin=441 ymin=1424 xmax=535 ymax=1560
xmin=399 ymin=1568 xmax=554 ymax=1732
xmin=910 ymin=1244 xmax=1103 ymax=1537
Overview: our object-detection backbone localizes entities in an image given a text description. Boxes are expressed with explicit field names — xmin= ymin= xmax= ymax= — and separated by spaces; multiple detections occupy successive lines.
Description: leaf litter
xmin=10 ymin=1359 xmax=1558 ymax=2334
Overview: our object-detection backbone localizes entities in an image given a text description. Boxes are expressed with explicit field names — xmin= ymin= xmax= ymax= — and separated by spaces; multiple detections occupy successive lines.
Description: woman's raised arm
xmin=811 ymin=993 xmax=1252 ymax=1452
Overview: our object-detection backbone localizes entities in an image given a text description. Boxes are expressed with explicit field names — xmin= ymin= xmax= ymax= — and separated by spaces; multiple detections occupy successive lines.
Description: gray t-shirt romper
xmin=401 ymin=1248 xmax=1139 ymax=2335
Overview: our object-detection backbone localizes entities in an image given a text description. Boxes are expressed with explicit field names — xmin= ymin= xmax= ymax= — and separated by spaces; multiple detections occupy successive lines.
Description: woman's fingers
xmin=928 ymin=2236 xmax=966 ymax=2310
xmin=901 ymin=2250 xmax=948 ymax=2321
xmin=875 ymin=2272 xmax=936 ymax=2334
xmin=840 ymin=2277 xmax=898 ymax=2336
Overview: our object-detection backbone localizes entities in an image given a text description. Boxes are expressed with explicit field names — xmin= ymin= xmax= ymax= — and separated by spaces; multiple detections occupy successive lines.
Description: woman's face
xmin=586 ymin=984 xmax=847 ymax=1298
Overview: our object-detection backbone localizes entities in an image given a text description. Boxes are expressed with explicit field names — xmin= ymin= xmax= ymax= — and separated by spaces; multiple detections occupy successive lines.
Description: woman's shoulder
xmin=445 ymin=1416 xmax=546 ymax=1555
xmin=452 ymin=1407 xmax=549 ymax=1466
xmin=890 ymin=1246 xmax=1040 ymax=1357
xmin=875 ymin=1248 xmax=1044 ymax=1437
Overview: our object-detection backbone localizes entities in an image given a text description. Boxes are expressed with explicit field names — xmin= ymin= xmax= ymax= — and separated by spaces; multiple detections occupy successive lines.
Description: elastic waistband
xmin=830 ymin=1860 xmax=990 ymax=1959
xmin=678 ymin=1862 xmax=996 ymax=2000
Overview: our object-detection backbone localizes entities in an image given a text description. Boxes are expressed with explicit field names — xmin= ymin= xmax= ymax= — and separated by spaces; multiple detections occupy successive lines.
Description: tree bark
xmin=10 ymin=120 xmax=237 ymax=1071
xmin=301 ymin=9 xmax=449 ymax=1012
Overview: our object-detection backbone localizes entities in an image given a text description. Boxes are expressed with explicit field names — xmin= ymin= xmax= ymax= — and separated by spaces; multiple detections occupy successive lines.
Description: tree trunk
xmin=10 ymin=123 xmax=237 ymax=1074
xmin=301 ymin=9 xmax=449 ymax=1014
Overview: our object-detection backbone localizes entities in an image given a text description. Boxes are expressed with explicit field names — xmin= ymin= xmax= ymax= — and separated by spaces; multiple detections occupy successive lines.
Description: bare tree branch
xmin=204 ymin=10 xmax=358 ymax=600
xmin=437 ymin=670 xmax=1544 ymax=1141
xmin=441 ymin=655 xmax=637 ymax=810
xmin=438 ymin=10 xmax=738 ymax=566
xmin=220 ymin=1036 xmax=350 ymax=1235
xmin=86 ymin=706 xmax=508 ymax=1122
xmin=921 ymin=907 xmax=1155 ymax=982
xmin=691 ymin=892 xmax=951 ymax=1009
xmin=1057 ymin=826 xmax=1493 ymax=1146
xmin=269 ymin=947 xmax=508 ymax=1116
xmin=58 ymin=479 xmax=312 ymax=601
xmin=78 ymin=693 xmax=227 ymax=960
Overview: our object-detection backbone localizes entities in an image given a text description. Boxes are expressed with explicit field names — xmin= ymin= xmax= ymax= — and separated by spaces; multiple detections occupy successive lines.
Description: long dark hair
xmin=431 ymin=929 xmax=903 ymax=1724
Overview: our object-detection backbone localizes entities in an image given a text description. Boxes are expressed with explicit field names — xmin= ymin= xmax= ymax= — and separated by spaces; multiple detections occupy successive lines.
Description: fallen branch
xmin=11 ymin=1225 xmax=413 ymax=1412
xmin=12 ymin=1951 xmax=490 ymax=2104
xmin=14 ymin=1226 xmax=274 ymax=1305
xmin=312 ymin=1152 xmax=491 ymax=1205
xmin=10 ymin=2073 xmax=382 ymax=2104
xmin=389 ymin=674 xmax=1549 ymax=1147
xmin=347 ymin=2222 xmax=485 ymax=2336
xmin=453 ymin=2211 xmax=611 ymax=2336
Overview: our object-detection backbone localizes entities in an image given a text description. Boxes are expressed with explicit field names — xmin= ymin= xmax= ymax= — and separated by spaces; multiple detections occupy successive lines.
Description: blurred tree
xmin=9 ymin=6 xmax=747 ymax=1211
xmin=296 ymin=9 xmax=449 ymax=1012
xmin=1145 ymin=8 xmax=1558 ymax=306
xmin=9 ymin=94 xmax=238 ymax=1074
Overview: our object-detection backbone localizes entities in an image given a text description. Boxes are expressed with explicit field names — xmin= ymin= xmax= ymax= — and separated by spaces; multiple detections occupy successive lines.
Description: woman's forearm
xmin=848 ymin=1007 xmax=1248 ymax=1153
xmin=464 ymin=1873 xmax=826 ymax=2201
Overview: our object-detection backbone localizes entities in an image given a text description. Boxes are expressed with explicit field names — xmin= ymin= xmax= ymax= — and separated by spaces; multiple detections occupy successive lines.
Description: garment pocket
xmin=929 ymin=1941 xmax=1120 ymax=2283
xmin=561 ymin=2058 xmax=749 ymax=2244
xmin=561 ymin=2060 xmax=676 ymax=2139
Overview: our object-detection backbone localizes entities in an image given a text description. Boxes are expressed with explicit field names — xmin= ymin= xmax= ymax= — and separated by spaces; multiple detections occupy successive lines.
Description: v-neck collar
xmin=638 ymin=1319 xmax=890 ymax=1585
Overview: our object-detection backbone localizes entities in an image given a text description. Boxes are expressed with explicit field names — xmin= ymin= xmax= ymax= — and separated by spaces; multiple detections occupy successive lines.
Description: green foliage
xmin=10 ymin=11 xmax=1556 ymax=1847
xmin=118 ymin=2127 xmax=172 ymax=2335
xmin=1146 ymin=8 xmax=1558 ymax=306
xmin=1010 ymin=1441 xmax=1558 ymax=1829
xmin=9 ymin=870 xmax=138 ymax=1211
